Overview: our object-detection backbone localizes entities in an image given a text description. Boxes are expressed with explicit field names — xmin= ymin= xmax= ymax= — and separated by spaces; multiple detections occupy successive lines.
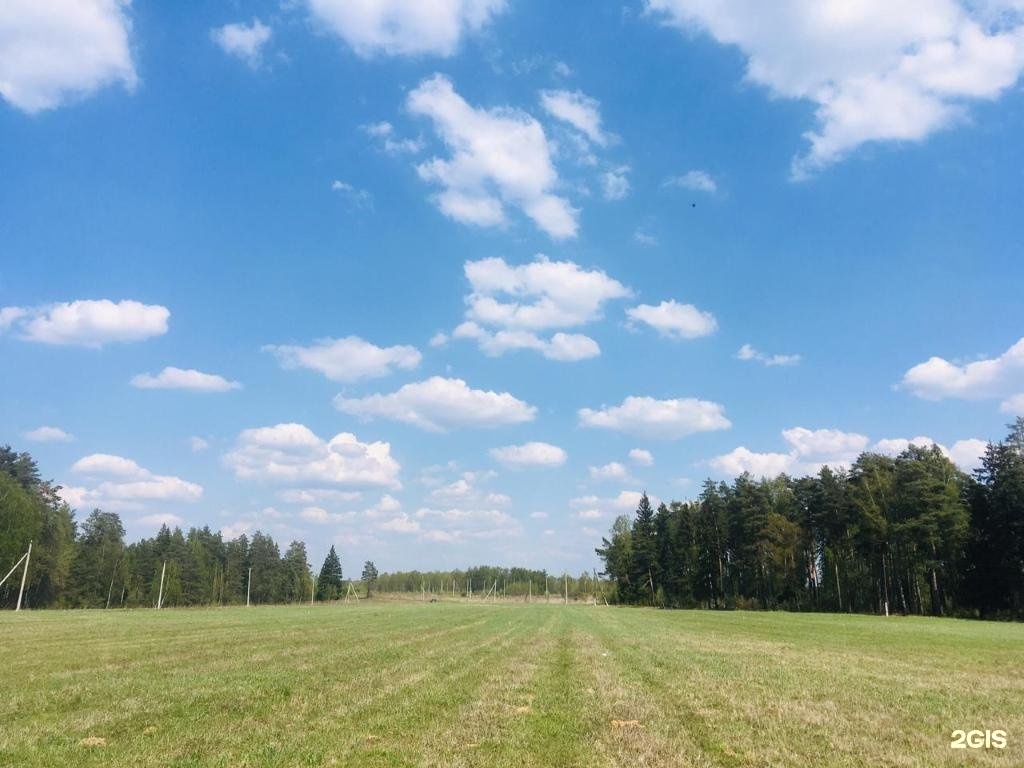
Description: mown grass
xmin=0 ymin=602 xmax=1021 ymax=767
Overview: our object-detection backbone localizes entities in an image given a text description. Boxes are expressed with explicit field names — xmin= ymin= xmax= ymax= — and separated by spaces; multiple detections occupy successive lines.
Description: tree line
xmin=0 ymin=446 xmax=391 ymax=609
xmin=373 ymin=566 xmax=603 ymax=600
xmin=0 ymin=445 xmax=598 ymax=608
xmin=597 ymin=419 xmax=1024 ymax=620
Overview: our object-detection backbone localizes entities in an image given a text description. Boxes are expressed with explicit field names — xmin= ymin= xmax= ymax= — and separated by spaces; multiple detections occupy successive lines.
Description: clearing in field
xmin=1 ymin=602 xmax=1021 ymax=767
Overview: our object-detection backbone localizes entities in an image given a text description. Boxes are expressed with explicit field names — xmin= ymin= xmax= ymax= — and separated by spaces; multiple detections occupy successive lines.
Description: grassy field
xmin=1 ymin=602 xmax=1021 ymax=767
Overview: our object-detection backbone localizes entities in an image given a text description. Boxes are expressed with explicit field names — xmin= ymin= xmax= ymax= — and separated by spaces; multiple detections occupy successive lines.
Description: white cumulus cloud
xmin=450 ymin=255 xmax=629 ymax=361
xmin=647 ymin=0 xmax=1024 ymax=177
xmin=130 ymin=367 xmax=242 ymax=393
xmin=453 ymin=322 xmax=601 ymax=361
xmin=0 ymin=0 xmax=137 ymax=113
xmin=628 ymin=448 xmax=654 ymax=466
xmin=900 ymin=337 xmax=1024 ymax=411
xmin=464 ymin=255 xmax=629 ymax=329
xmin=601 ymin=167 xmax=631 ymax=200
xmin=0 ymin=299 xmax=169 ymax=347
xmin=24 ymin=426 xmax=74 ymax=443
xmin=782 ymin=427 xmax=870 ymax=459
xmin=63 ymin=453 xmax=203 ymax=511
xmin=664 ymin=170 xmax=718 ymax=194
xmin=708 ymin=447 xmax=796 ymax=478
xmin=589 ymin=462 xmax=634 ymax=482
xmin=872 ymin=435 xmax=988 ymax=471
xmin=490 ymin=441 xmax=567 ymax=468
xmin=737 ymin=343 xmax=801 ymax=366
xmin=363 ymin=121 xmax=426 ymax=155
xmin=278 ymin=488 xmax=363 ymax=504
xmin=709 ymin=426 xmax=987 ymax=477
xmin=627 ymin=299 xmax=717 ymax=340
xmin=211 ymin=18 xmax=271 ymax=67
xmin=539 ymin=89 xmax=611 ymax=146
xmin=224 ymin=423 xmax=401 ymax=488
xmin=412 ymin=506 xmax=521 ymax=543
xmin=1002 ymin=393 xmax=1024 ymax=415
xmin=334 ymin=376 xmax=536 ymax=432
xmin=306 ymin=0 xmax=506 ymax=57
xmin=579 ymin=395 xmax=731 ymax=439
xmin=571 ymin=490 xmax=660 ymax=518
xmin=264 ymin=336 xmax=421 ymax=383
xmin=408 ymin=74 xmax=579 ymax=239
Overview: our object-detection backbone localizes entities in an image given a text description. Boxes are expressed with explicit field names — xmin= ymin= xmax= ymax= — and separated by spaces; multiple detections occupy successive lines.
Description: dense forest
xmin=3 ymin=420 xmax=1023 ymax=618
xmin=0 ymin=444 xmax=369 ymax=608
xmin=597 ymin=419 xmax=1024 ymax=620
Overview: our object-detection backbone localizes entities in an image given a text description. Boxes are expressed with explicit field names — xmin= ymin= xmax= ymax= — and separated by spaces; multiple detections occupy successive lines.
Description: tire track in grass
xmin=334 ymin=607 xmax=535 ymax=768
xmin=412 ymin=606 xmax=608 ymax=768
xmin=418 ymin=608 xmax=558 ymax=767
xmin=517 ymin=610 xmax=609 ymax=768
xmin=572 ymin=609 xmax=715 ymax=768
xmin=404 ymin=607 xmax=556 ymax=768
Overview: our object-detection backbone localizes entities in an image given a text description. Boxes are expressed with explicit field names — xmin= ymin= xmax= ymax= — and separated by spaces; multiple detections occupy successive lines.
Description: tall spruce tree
xmin=316 ymin=546 xmax=343 ymax=600
xmin=628 ymin=493 xmax=658 ymax=604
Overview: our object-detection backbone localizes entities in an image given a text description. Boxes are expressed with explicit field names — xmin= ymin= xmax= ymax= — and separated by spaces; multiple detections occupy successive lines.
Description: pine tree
xmin=283 ymin=541 xmax=312 ymax=602
xmin=316 ymin=546 xmax=343 ymax=600
xmin=361 ymin=560 xmax=378 ymax=597
xmin=695 ymin=480 xmax=729 ymax=608
xmin=964 ymin=429 xmax=1023 ymax=616
xmin=628 ymin=493 xmax=658 ymax=604
xmin=248 ymin=532 xmax=283 ymax=604
xmin=67 ymin=510 xmax=125 ymax=608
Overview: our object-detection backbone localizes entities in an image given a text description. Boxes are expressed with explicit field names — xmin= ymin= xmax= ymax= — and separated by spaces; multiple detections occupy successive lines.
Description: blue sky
xmin=2 ymin=0 xmax=1023 ymax=574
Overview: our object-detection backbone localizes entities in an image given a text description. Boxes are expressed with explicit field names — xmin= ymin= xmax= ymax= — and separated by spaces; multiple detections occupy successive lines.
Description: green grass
xmin=1 ymin=602 xmax=1021 ymax=767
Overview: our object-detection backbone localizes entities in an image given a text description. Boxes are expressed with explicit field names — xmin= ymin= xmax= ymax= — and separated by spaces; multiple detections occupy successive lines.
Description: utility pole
xmin=105 ymin=558 xmax=120 ymax=610
xmin=15 ymin=541 xmax=32 ymax=612
xmin=157 ymin=560 xmax=166 ymax=610
xmin=247 ymin=567 xmax=252 ymax=607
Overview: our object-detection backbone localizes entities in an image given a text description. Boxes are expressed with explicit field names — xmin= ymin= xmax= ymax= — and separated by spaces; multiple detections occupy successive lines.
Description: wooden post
xmin=246 ymin=567 xmax=252 ymax=607
xmin=528 ymin=579 xmax=532 ymax=603
xmin=564 ymin=574 xmax=568 ymax=605
xmin=311 ymin=578 xmax=315 ymax=605
xmin=15 ymin=541 xmax=31 ymax=612
xmin=157 ymin=560 xmax=166 ymax=610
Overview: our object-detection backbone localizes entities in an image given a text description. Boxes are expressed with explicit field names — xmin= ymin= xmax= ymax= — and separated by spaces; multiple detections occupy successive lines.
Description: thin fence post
xmin=246 ymin=567 xmax=252 ymax=607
